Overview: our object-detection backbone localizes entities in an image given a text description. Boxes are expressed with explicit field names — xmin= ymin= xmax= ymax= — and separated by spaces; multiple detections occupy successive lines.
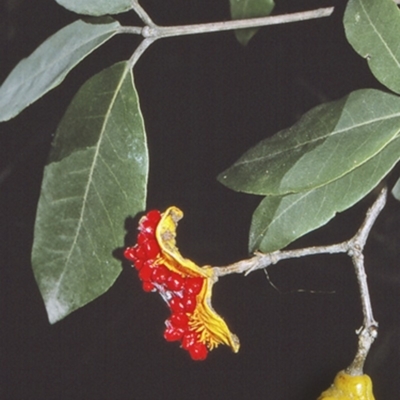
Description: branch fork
xmin=213 ymin=187 xmax=388 ymax=374
xmin=121 ymin=1 xmax=335 ymax=67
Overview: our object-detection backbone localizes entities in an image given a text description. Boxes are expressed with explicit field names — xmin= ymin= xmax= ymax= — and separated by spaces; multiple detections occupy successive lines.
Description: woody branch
xmin=213 ymin=187 xmax=387 ymax=374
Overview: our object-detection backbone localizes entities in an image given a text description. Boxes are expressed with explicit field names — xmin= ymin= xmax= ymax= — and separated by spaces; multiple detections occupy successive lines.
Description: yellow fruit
xmin=156 ymin=206 xmax=240 ymax=353
xmin=318 ymin=370 xmax=375 ymax=400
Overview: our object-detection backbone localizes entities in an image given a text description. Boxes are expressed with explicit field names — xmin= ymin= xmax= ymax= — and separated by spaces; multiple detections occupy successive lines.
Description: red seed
xmin=185 ymin=277 xmax=204 ymax=295
xmin=133 ymin=258 xmax=144 ymax=270
xmin=123 ymin=247 xmax=137 ymax=262
xmin=169 ymin=297 xmax=185 ymax=313
xmin=182 ymin=294 xmax=197 ymax=313
xmin=137 ymin=231 xmax=152 ymax=245
xmin=165 ymin=273 xmax=185 ymax=291
xmin=151 ymin=264 xmax=170 ymax=284
xmin=146 ymin=210 xmax=161 ymax=224
xmin=164 ymin=326 xmax=185 ymax=342
xmin=188 ymin=342 xmax=208 ymax=361
xmin=133 ymin=244 xmax=146 ymax=261
xmin=142 ymin=281 xmax=156 ymax=292
xmin=140 ymin=210 xmax=161 ymax=234
xmin=169 ymin=312 xmax=189 ymax=328
xmin=181 ymin=331 xmax=199 ymax=350
xmin=138 ymin=261 xmax=154 ymax=282
xmin=143 ymin=239 xmax=160 ymax=260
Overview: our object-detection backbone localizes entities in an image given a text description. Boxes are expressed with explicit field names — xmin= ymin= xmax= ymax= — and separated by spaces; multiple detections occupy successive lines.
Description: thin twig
xmin=120 ymin=0 xmax=400 ymax=64
xmin=128 ymin=38 xmax=156 ymax=69
xmin=118 ymin=6 xmax=335 ymax=66
xmin=213 ymin=243 xmax=346 ymax=278
xmin=118 ymin=26 xmax=142 ymax=35
xmin=131 ymin=0 xmax=156 ymax=28
xmin=213 ymin=188 xmax=386 ymax=279
xmin=352 ymin=187 xmax=387 ymax=249
xmin=142 ymin=8 xmax=334 ymax=39
xmin=119 ymin=7 xmax=334 ymax=38
xmin=344 ymin=188 xmax=387 ymax=375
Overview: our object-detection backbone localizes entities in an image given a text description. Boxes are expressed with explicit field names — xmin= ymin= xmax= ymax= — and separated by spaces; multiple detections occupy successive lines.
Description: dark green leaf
xmin=230 ymin=0 xmax=275 ymax=45
xmin=0 ymin=18 xmax=120 ymax=122
xmin=250 ymin=136 xmax=400 ymax=252
xmin=55 ymin=0 xmax=132 ymax=16
xmin=218 ymin=89 xmax=400 ymax=196
xmin=32 ymin=61 xmax=148 ymax=323
xmin=344 ymin=0 xmax=400 ymax=94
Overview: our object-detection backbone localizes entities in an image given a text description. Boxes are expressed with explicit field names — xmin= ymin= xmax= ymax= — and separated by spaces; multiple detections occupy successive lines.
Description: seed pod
xmin=318 ymin=370 xmax=375 ymax=400
xmin=124 ymin=206 xmax=240 ymax=360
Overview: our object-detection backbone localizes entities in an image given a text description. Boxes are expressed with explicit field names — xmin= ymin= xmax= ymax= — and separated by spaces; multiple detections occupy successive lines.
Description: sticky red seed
xmin=143 ymin=239 xmax=160 ymax=260
xmin=142 ymin=281 xmax=156 ymax=292
xmin=169 ymin=297 xmax=185 ymax=313
xmin=124 ymin=247 xmax=137 ymax=262
xmin=169 ymin=312 xmax=189 ymax=328
xmin=185 ymin=277 xmax=204 ymax=295
xmin=133 ymin=258 xmax=144 ymax=270
xmin=138 ymin=261 xmax=154 ymax=282
xmin=140 ymin=210 xmax=161 ymax=234
xmin=151 ymin=264 xmax=170 ymax=284
xmin=182 ymin=294 xmax=197 ymax=313
xmin=132 ymin=244 xmax=146 ymax=261
xmin=137 ymin=231 xmax=152 ymax=245
xmin=146 ymin=210 xmax=161 ymax=224
xmin=188 ymin=342 xmax=208 ymax=361
xmin=181 ymin=331 xmax=199 ymax=350
xmin=166 ymin=273 xmax=185 ymax=291
xmin=164 ymin=326 xmax=185 ymax=342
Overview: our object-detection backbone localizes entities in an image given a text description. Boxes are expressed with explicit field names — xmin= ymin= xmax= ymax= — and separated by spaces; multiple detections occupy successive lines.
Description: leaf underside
xmin=55 ymin=0 xmax=132 ymax=16
xmin=229 ymin=0 xmax=275 ymax=45
xmin=250 ymin=136 xmax=400 ymax=252
xmin=32 ymin=61 xmax=148 ymax=323
xmin=0 ymin=18 xmax=120 ymax=122
xmin=218 ymin=89 xmax=400 ymax=196
xmin=344 ymin=0 xmax=400 ymax=95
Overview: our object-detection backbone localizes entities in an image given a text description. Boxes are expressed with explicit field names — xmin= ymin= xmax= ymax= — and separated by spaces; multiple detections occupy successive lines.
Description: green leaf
xmin=391 ymin=176 xmax=400 ymax=201
xmin=344 ymin=0 xmax=400 ymax=94
xmin=55 ymin=0 xmax=132 ymax=16
xmin=230 ymin=0 xmax=275 ymax=45
xmin=218 ymin=89 xmax=400 ymax=196
xmin=0 ymin=18 xmax=120 ymax=122
xmin=250 ymin=136 xmax=400 ymax=252
xmin=32 ymin=61 xmax=148 ymax=323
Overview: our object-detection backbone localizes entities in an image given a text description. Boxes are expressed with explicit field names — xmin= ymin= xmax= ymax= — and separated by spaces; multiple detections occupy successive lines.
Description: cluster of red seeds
xmin=124 ymin=210 xmax=208 ymax=360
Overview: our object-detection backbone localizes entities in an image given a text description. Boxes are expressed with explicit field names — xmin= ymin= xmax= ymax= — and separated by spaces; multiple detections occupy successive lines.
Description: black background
xmin=1 ymin=0 xmax=400 ymax=399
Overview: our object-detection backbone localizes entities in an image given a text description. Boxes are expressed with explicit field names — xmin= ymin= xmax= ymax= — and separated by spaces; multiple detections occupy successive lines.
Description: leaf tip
xmin=45 ymin=295 xmax=71 ymax=324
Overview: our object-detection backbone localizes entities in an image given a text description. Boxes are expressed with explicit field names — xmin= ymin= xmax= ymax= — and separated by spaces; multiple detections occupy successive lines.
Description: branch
xmin=213 ymin=243 xmax=346 ymax=278
xmin=118 ymin=5 xmax=335 ymax=66
xmin=213 ymin=187 xmax=388 ymax=374
xmin=123 ymin=0 xmax=400 ymax=36
xmin=131 ymin=0 xmax=156 ymax=28
xmin=119 ymin=7 xmax=334 ymax=37
xmin=344 ymin=187 xmax=386 ymax=375
xmin=128 ymin=37 xmax=156 ymax=69
xmin=141 ymin=8 xmax=334 ymax=39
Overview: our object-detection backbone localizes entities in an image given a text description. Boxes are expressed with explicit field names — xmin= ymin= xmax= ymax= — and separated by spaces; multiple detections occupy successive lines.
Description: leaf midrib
xmin=52 ymin=64 xmax=129 ymax=299
xmin=1 ymin=22 xmax=118 ymax=99
xmin=235 ymin=109 xmax=400 ymax=167
xmin=358 ymin=0 xmax=400 ymax=69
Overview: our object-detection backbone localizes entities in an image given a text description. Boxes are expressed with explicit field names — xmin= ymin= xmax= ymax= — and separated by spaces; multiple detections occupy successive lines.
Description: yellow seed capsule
xmin=156 ymin=206 xmax=240 ymax=353
xmin=318 ymin=370 xmax=375 ymax=400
